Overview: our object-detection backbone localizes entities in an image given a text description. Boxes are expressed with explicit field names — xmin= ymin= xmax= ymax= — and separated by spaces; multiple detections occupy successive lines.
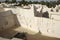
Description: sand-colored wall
xmin=0 ymin=11 xmax=16 ymax=30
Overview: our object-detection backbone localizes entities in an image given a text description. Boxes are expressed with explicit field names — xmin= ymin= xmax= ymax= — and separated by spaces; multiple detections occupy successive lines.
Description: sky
xmin=0 ymin=0 xmax=58 ymax=2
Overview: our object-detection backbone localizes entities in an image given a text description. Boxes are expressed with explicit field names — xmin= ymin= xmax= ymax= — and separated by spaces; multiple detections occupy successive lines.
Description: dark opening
xmin=42 ymin=11 xmax=49 ymax=18
xmin=56 ymin=9 xmax=59 ymax=12
xmin=51 ymin=9 xmax=54 ymax=12
xmin=14 ymin=33 xmax=26 ymax=39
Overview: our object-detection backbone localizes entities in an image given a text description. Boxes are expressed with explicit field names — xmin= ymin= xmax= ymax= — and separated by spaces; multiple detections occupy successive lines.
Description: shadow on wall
xmin=34 ymin=6 xmax=49 ymax=18
xmin=0 ymin=10 xmax=21 ymax=31
xmin=34 ymin=6 xmax=42 ymax=17
xmin=42 ymin=11 xmax=49 ymax=18
xmin=13 ymin=14 xmax=21 ymax=27
xmin=0 ymin=11 xmax=21 ymax=39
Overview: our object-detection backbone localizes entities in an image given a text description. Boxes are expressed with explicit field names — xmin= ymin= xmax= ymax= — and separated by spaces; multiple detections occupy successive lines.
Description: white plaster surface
xmin=1 ymin=5 xmax=60 ymax=38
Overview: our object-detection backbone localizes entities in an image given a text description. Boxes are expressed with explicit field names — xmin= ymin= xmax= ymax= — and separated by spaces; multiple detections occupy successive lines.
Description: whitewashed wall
xmin=3 ymin=5 xmax=60 ymax=38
